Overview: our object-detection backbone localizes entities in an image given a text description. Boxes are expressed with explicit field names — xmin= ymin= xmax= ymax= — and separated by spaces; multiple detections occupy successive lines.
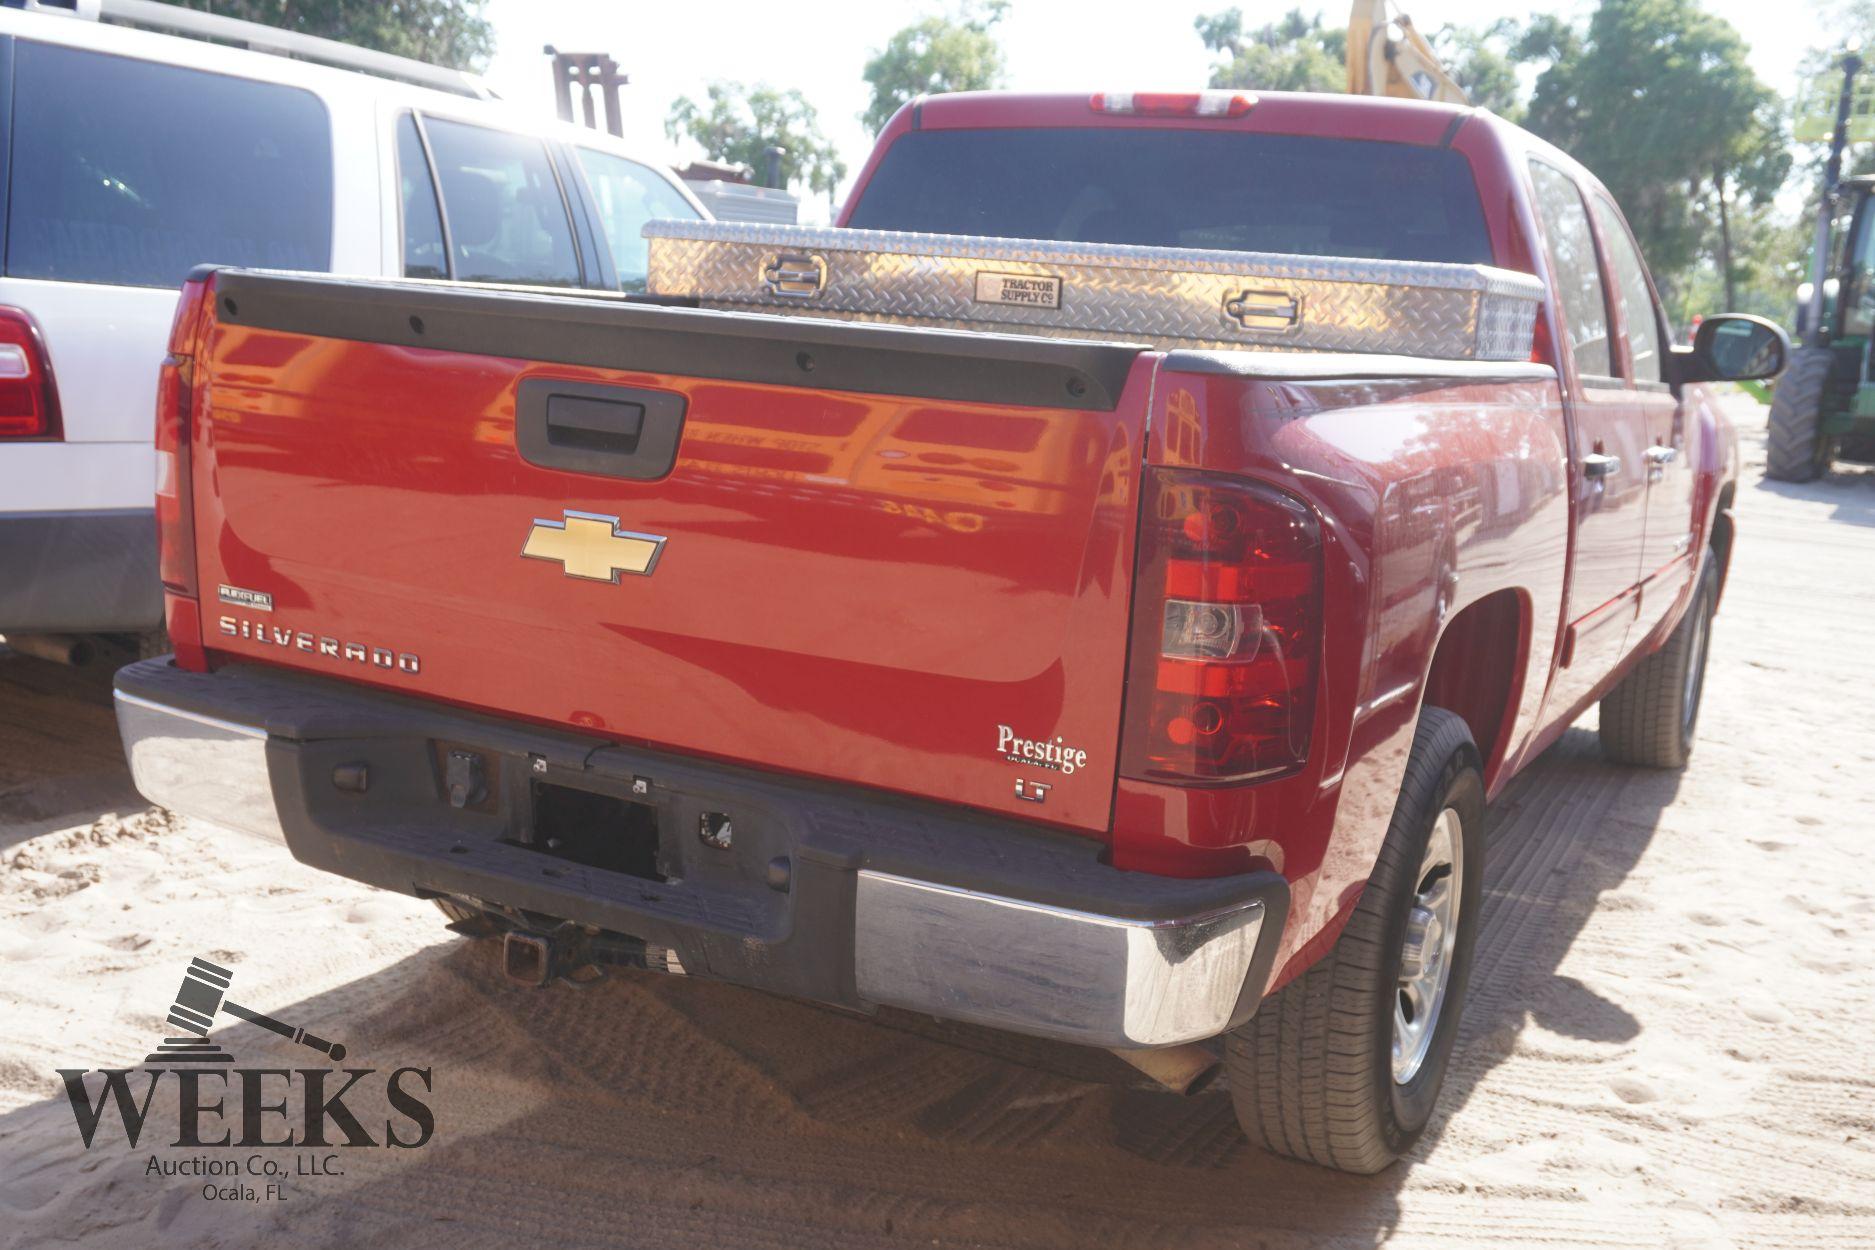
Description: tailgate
xmin=186 ymin=271 xmax=1154 ymax=834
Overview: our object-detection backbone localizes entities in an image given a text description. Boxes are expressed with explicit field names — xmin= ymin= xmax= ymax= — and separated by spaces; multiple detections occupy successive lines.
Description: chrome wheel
xmin=1681 ymin=595 xmax=1709 ymax=738
xmin=1392 ymin=806 xmax=1462 ymax=1085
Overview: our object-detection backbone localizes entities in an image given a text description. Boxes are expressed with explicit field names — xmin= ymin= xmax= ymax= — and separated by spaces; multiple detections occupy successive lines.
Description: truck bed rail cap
xmin=1161 ymin=350 xmax=1558 ymax=382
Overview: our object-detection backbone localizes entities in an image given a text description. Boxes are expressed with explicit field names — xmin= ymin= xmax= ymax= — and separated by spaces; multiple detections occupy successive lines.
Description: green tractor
xmin=1770 ymin=49 xmax=1875 ymax=480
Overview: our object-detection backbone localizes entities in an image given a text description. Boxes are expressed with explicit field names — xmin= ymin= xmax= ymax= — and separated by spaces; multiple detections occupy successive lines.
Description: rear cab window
xmin=846 ymin=129 xmax=1494 ymax=265
xmin=396 ymin=113 xmax=582 ymax=287
xmin=575 ymin=148 xmax=700 ymax=291
xmin=5 ymin=40 xmax=332 ymax=288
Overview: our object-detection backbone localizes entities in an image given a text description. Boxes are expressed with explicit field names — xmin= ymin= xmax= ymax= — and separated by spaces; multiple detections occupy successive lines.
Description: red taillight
xmin=1529 ymin=305 xmax=1555 ymax=366
xmin=1090 ymin=91 xmax=1256 ymax=118
xmin=155 ymin=356 xmax=196 ymax=597
xmin=1120 ymin=469 xmax=1321 ymax=784
xmin=0 ymin=307 xmax=61 ymax=439
xmin=157 ymin=276 xmax=213 ymax=670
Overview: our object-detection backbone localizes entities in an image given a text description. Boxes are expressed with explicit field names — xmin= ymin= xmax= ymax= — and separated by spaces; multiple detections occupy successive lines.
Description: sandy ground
xmin=1 ymin=393 xmax=1872 ymax=1249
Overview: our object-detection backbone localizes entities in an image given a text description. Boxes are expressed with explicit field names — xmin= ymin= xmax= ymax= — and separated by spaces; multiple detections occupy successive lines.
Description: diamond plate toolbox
xmin=643 ymin=221 xmax=1544 ymax=361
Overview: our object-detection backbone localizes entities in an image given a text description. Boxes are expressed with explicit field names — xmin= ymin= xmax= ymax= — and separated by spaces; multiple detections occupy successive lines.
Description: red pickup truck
xmin=115 ymin=91 xmax=1782 ymax=1173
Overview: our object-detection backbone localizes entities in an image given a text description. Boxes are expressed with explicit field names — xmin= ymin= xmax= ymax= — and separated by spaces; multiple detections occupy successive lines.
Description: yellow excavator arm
xmin=1347 ymin=0 xmax=1470 ymax=104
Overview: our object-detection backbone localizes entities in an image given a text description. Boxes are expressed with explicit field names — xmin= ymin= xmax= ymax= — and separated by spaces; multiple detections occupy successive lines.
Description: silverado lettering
xmin=218 ymin=617 xmax=419 ymax=674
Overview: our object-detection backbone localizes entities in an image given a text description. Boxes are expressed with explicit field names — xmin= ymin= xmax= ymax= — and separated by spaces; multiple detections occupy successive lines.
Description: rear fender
xmin=1117 ymin=356 xmax=1566 ymax=992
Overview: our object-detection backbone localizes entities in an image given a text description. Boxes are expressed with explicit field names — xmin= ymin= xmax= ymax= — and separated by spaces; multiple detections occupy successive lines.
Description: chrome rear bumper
xmin=115 ymin=660 xmax=1284 ymax=1049
xmin=115 ymin=689 xmax=285 ymax=843
xmin=855 ymin=872 xmax=1268 ymax=1046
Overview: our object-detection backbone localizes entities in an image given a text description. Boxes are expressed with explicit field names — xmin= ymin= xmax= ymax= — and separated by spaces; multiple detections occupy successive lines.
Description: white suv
xmin=0 ymin=2 xmax=705 ymax=647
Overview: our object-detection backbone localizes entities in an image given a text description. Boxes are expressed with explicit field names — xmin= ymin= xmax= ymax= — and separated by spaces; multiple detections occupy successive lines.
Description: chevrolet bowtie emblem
xmin=522 ymin=511 xmax=667 ymax=582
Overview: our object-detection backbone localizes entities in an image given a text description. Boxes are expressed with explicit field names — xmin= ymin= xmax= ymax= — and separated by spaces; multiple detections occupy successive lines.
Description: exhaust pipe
xmin=1110 ymin=1044 xmax=1223 ymax=1096
xmin=3 ymin=633 xmax=96 ymax=667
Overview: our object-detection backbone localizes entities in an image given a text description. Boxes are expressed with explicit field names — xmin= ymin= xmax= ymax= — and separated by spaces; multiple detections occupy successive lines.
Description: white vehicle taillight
xmin=0 ymin=307 xmax=61 ymax=439
xmin=1089 ymin=91 xmax=1257 ymax=118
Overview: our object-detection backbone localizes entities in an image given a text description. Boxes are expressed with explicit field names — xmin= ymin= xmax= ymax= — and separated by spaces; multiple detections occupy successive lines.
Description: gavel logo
xmin=145 ymin=956 xmax=347 ymax=1065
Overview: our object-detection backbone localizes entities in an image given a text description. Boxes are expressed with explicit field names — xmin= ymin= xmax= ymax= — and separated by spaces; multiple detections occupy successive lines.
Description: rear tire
xmin=1598 ymin=557 xmax=1717 ymax=769
xmin=1766 ymin=346 xmax=1835 ymax=482
xmin=1225 ymin=708 xmax=1485 ymax=1173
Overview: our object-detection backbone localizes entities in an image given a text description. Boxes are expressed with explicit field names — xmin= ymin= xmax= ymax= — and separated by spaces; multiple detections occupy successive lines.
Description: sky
xmin=479 ymin=0 xmax=1838 ymax=219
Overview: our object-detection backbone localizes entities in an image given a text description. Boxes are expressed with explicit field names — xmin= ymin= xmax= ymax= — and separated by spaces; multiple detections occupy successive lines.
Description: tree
xmin=861 ymin=3 xmax=1007 ymax=135
xmin=1675 ymin=199 xmax=1809 ymax=324
xmin=1520 ymin=0 xmax=1782 ymax=302
xmin=1196 ymin=9 xmax=1344 ymax=93
xmin=1793 ymin=9 xmax=1875 ymax=189
xmin=1704 ymin=99 xmax=1791 ymax=311
xmin=665 ymin=83 xmax=847 ymax=197
xmin=162 ymin=0 xmax=492 ymax=70
xmin=1431 ymin=20 xmax=1524 ymax=120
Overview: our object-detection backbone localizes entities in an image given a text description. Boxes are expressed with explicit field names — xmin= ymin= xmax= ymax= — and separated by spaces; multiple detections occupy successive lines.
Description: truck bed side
xmin=1114 ymin=351 xmax=1568 ymax=988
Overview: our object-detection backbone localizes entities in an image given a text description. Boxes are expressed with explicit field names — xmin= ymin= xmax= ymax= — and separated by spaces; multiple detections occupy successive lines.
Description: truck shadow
xmin=0 ymin=650 xmax=146 ymax=850
xmin=0 ymin=726 xmax=1677 ymax=1249
xmin=1753 ymin=459 xmax=1875 ymax=527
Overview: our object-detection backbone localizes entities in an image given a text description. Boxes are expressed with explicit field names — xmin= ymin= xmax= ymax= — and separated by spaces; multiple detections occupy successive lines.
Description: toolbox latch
xmin=761 ymin=252 xmax=828 ymax=298
xmin=1225 ymin=289 xmax=1303 ymax=332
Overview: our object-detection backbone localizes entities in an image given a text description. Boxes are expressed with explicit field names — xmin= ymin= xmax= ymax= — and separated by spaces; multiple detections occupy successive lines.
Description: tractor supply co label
xmin=974 ymin=272 xmax=1062 ymax=309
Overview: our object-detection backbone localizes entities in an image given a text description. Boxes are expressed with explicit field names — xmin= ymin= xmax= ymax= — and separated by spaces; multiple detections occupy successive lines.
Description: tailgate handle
xmin=546 ymin=395 xmax=644 ymax=453
xmin=516 ymin=380 xmax=687 ymax=481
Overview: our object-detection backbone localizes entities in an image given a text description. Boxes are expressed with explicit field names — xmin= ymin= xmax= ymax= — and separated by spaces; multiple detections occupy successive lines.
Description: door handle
xmin=1642 ymin=445 xmax=1678 ymax=464
xmin=1582 ymin=452 xmax=1622 ymax=479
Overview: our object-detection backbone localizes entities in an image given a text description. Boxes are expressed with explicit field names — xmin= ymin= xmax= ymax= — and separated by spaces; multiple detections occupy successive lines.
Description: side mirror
xmin=1672 ymin=313 xmax=1789 ymax=384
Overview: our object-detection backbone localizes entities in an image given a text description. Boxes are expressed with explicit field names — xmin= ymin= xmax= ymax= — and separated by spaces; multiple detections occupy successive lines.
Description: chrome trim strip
xmin=853 ymin=869 xmax=1265 ymax=1048
xmin=114 ymin=689 xmax=268 ymax=740
xmin=114 ymin=691 xmax=285 ymax=843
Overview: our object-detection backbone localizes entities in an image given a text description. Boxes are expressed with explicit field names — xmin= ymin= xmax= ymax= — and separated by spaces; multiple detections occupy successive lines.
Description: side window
xmin=7 ymin=41 xmax=332 ymax=288
xmin=1528 ymin=162 xmax=1612 ymax=377
xmin=1593 ymin=195 xmax=1663 ymax=382
xmin=1842 ymin=198 xmax=1875 ymax=338
xmin=575 ymin=147 xmax=701 ymax=291
xmin=420 ymin=116 xmax=579 ymax=287
xmin=396 ymin=115 xmax=447 ymax=279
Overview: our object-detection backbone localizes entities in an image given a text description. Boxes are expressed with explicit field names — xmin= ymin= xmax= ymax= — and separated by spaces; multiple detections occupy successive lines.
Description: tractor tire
xmin=1599 ymin=557 xmax=1717 ymax=769
xmin=1224 ymin=707 xmax=1485 ymax=1174
xmin=1766 ymin=346 xmax=1836 ymax=482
